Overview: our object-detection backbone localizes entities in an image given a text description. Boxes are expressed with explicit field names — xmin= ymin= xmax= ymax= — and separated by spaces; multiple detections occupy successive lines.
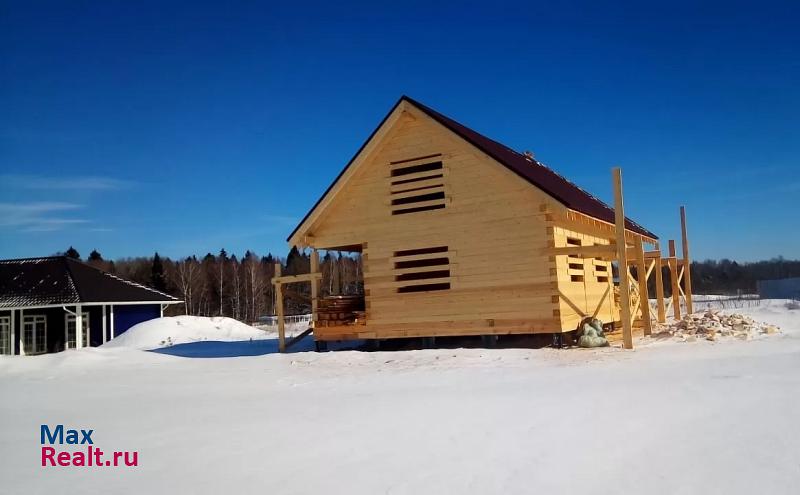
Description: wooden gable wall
xmin=305 ymin=104 xmax=571 ymax=336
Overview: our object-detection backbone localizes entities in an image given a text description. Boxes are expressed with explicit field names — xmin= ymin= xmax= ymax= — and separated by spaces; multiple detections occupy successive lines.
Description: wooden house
xmin=277 ymin=96 xmax=692 ymax=349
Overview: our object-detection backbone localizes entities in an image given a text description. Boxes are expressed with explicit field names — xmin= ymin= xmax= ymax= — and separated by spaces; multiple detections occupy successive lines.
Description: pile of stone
xmin=652 ymin=310 xmax=780 ymax=343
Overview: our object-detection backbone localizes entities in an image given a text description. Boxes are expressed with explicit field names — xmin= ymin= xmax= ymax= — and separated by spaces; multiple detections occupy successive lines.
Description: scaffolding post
xmin=654 ymin=251 xmax=666 ymax=323
xmin=634 ymin=237 xmax=652 ymax=336
xmin=680 ymin=206 xmax=694 ymax=314
xmin=668 ymin=240 xmax=681 ymax=319
xmin=613 ymin=167 xmax=633 ymax=349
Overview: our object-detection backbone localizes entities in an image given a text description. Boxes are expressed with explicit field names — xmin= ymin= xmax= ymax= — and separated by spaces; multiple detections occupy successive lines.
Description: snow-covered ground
xmin=1 ymin=300 xmax=799 ymax=494
xmin=102 ymin=316 xmax=272 ymax=350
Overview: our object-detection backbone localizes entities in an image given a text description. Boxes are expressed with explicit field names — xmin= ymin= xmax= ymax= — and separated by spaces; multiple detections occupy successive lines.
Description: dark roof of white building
xmin=0 ymin=256 xmax=179 ymax=309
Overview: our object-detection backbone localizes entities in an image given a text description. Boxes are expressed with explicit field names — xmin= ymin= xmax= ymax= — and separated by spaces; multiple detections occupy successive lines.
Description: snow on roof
xmin=0 ymin=256 xmax=179 ymax=309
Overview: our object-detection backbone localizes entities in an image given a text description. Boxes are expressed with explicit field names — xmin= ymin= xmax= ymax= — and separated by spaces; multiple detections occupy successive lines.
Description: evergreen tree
xmin=64 ymin=246 xmax=81 ymax=259
xmin=88 ymin=249 xmax=103 ymax=262
xmin=285 ymin=246 xmax=309 ymax=275
xmin=151 ymin=252 xmax=167 ymax=292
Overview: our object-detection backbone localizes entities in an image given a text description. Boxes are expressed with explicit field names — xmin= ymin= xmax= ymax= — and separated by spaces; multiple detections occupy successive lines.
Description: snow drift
xmin=102 ymin=316 xmax=268 ymax=350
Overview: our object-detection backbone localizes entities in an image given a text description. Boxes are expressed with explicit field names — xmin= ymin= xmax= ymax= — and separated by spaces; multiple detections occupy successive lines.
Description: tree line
xmin=59 ymin=246 xmax=363 ymax=322
xmin=629 ymin=256 xmax=800 ymax=297
xmin=59 ymin=246 xmax=798 ymax=322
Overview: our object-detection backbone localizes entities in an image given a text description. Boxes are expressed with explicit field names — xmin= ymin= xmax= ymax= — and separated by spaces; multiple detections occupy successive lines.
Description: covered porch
xmin=0 ymin=302 xmax=178 ymax=355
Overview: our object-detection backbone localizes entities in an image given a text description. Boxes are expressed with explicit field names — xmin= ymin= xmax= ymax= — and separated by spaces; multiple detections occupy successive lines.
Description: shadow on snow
xmin=149 ymin=338 xmax=317 ymax=358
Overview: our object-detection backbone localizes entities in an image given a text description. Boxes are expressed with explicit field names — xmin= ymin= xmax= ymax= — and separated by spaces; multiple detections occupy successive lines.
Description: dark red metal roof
xmin=288 ymin=96 xmax=656 ymax=242
xmin=403 ymin=96 xmax=656 ymax=238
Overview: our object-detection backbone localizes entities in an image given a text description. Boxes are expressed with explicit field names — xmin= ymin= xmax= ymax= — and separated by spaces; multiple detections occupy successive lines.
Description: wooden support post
xmin=668 ymin=240 xmax=681 ymax=319
xmin=10 ymin=309 xmax=15 ymax=355
xmin=274 ymin=263 xmax=285 ymax=353
xmin=634 ymin=237 xmax=652 ymax=336
xmin=612 ymin=167 xmax=633 ymax=349
xmin=654 ymin=251 xmax=666 ymax=323
xmin=310 ymin=249 xmax=319 ymax=327
xmin=680 ymin=206 xmax=694 ymax=314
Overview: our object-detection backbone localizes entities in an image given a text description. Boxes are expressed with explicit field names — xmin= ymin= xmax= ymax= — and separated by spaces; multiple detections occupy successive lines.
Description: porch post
xmin=75 ymin=304 xmax=83 ymax=349
xmin=274 ymin=263 xmax=285 ymax=353
xmin=102 ymin=305 xmax=107 ymax=344
xmin=310 ymin=249 xmax=319 ymax=328
xmin=10 ymin=309 xmax=16 ymax=355
xmin=109 ymin=304 xmax=115 ymax=340
xmin=19 ymin=308 xmax=25 ymax=356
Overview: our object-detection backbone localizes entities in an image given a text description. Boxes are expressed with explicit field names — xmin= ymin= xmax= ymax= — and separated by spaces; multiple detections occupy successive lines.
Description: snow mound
xmin=102 ymin=316 xmax=268 ymax=350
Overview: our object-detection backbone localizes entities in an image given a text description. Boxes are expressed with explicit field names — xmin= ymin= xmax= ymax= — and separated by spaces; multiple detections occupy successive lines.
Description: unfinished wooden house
xmin=277 ymin=96 xmax=692 ymax=349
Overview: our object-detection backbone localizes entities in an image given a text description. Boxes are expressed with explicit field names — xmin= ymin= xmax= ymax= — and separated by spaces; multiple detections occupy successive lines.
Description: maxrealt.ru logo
xmin=40 ymin=425 xmax=139 ymax=467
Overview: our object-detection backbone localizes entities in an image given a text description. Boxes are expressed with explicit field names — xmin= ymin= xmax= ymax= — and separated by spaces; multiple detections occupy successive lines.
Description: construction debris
xmin=651 ymin=309 xmax=781 ymax=343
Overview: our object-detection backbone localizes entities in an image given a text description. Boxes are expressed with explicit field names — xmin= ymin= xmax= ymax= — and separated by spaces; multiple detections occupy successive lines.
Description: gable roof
xmin=288 ymin=96 xmax=656 ymax=242
xmin=0 ymin=256 xmax=180 ymax=309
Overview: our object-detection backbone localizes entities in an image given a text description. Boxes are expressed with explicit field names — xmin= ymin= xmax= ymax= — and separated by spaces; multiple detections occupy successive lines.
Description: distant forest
xmin=57 ymin=246 xmax=799 ymax=322
xmin=57 ymin=246 xmax=362 ymax=322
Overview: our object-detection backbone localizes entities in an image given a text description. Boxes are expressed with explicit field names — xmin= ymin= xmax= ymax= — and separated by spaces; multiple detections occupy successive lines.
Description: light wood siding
xmin=551 ymin=225 xmax=619 ymax=330
xmin=308 ymin=109 xmax=566 ymax=337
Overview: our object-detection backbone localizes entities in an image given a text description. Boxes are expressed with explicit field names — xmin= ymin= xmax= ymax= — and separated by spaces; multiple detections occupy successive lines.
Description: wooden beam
xmin=562 ymin=208 xmax=659 ymax=245
xmin=310 ymin=249 xmax=320 ymax=324
xmin=272 ymin=272 xmax=323 ymax=284
xmin=680 ymin=206 xmax=694 ymax=314
xmin=544 ymin=244 xmax=617 ymax=258
xmin=613 ymin=167 xmax=633 ymax=349
xmin=634 ymin=236 xmax=652 ymax=336
xmin=653 ymin=250 xmax=666 ymax=323
xmin=668 ymin=240 xmax=681 ymax=319
xmin=274 ymin=263 xmax=285 ymax=353
xmin=286 ymin=328 xmax=313 ymax=350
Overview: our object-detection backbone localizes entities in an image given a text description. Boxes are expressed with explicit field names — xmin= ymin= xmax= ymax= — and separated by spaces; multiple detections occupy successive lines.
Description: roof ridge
xmin=61 ymin=256 xmax=85 ymax=302
xmin=63 ymin=257 xmax=178 ymax=301
xmin=0 ymin=255 xmax=67 ymax=263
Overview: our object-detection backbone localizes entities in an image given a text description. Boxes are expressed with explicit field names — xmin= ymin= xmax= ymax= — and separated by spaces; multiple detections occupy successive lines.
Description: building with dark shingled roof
xmin=0 ymin=256 xmax=181 ymax=355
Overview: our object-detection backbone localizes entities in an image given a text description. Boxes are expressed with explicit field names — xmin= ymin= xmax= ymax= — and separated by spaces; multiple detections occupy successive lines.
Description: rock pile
xmin=652 ymin=310 xmax=780 ymax=343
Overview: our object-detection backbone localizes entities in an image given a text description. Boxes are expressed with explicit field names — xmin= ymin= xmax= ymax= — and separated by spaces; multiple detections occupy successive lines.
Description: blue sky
xmin=1 ymin=0 xmax=798 ymax=262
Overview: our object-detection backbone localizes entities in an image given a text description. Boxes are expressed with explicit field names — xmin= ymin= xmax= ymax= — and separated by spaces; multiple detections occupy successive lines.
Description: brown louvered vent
xmin=389 ymin=155 xmax=447 ymax=215
xmin=393 ymin=246 xmax=451 ymax=293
